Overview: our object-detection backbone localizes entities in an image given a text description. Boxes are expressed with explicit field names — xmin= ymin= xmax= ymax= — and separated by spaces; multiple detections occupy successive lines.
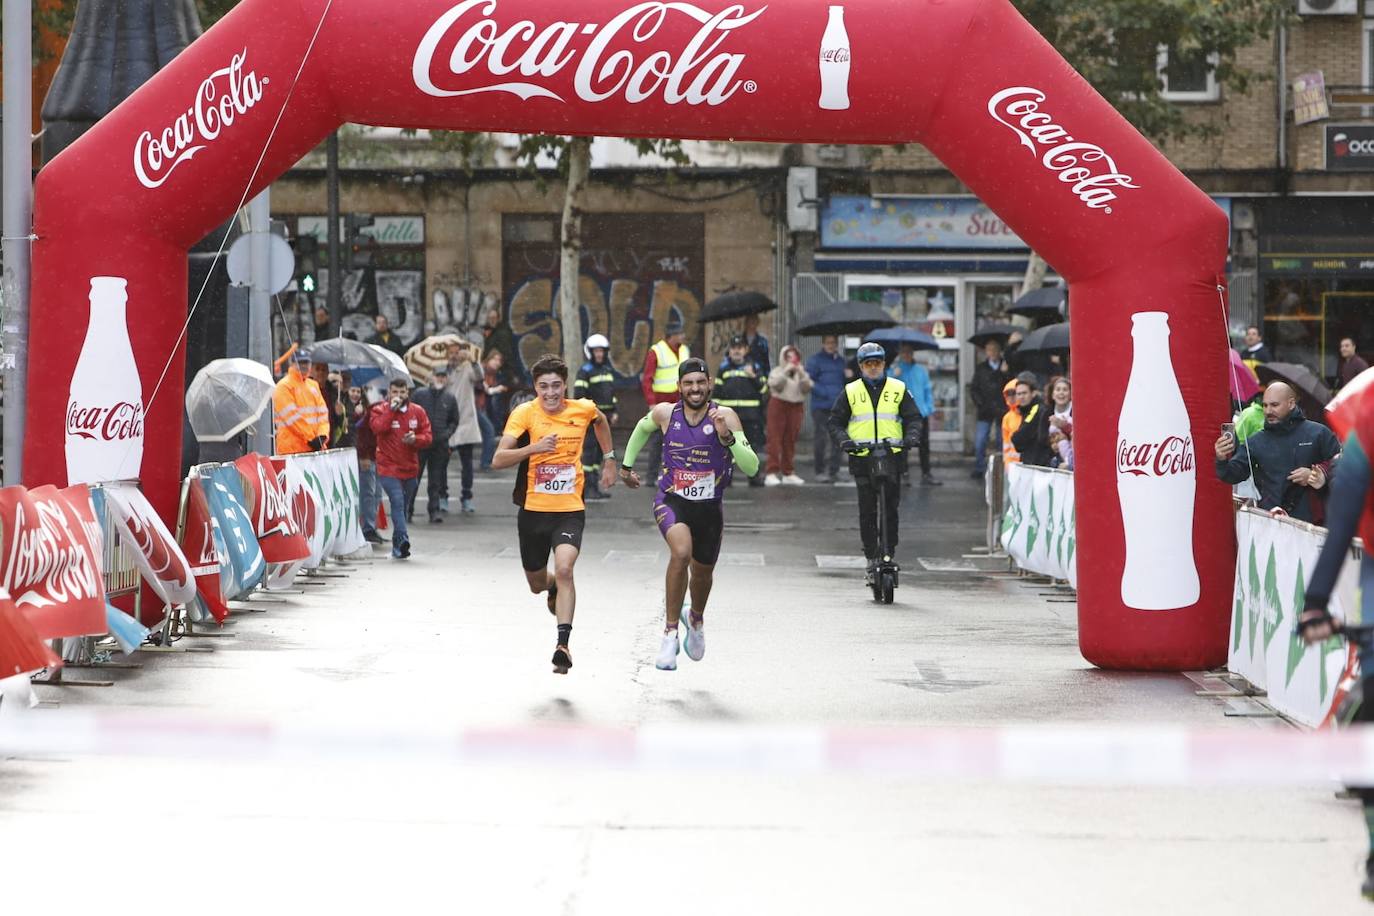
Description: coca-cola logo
xmin=412 ymin=0 xmax=764 ymax=106
xmin=1 ymin=499 xmax=102 ymax=608
xmin=134 ymin=50 xmax=268 ymax=190
xmin=255 ymin=462 xmax=297 ymax=538
xmin=66 ymin=401 xmax=144 ymax=442
xmin=987 ymin=87 xmax=1140 ymax=214
xmin=821 ymin=47 xmax=850 ymax=63
xmin=1117 ymin=435 xmax=1195 ymax=477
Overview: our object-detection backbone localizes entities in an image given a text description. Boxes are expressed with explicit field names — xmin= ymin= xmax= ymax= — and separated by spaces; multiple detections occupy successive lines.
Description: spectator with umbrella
xmin=445 ymin=340 xmax=486 ymax=513
xmin=968 ymin=326 xmax=1014 ymax=478
xmin=806 ymin=334 xmax=851 ymax=484
xmin=742 ymin=313 xmax=771 ymax=375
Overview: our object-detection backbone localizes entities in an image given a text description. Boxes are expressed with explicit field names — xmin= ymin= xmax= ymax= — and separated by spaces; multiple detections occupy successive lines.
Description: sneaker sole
xmin=552 ymin=646 xmax=572 ymax=674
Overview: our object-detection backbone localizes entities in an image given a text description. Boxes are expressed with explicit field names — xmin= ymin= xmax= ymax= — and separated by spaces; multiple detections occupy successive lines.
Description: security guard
xmin=575 ymin=333 xmax=619 ymax=500
xmin=827 ymin=342 xmax=923 ymax=581
xmin=714 ymin=335 xmax=768 ymax=486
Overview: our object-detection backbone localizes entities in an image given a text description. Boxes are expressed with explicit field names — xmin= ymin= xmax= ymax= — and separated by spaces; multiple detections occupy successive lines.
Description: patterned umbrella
xmin=404 ymin=334 xmax=466 ymax=386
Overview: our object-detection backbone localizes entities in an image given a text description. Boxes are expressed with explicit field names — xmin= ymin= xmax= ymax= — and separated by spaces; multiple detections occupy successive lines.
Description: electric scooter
xmin=849 ymin=438 xmax=904 ymax=605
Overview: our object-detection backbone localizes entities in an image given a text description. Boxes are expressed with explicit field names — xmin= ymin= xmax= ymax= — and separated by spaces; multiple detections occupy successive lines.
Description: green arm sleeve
xmin=729 ymin=433 xmax=760 ymax=477
xmin=623 ymin=412 xmax=659 ymax=468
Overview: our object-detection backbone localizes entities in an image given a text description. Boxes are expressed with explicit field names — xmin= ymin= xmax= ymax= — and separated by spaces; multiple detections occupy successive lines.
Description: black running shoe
xmin=398 ymin=540 xmax=411 ymax=559
xmin=546 ymin=581 xmax=558 ymax=615
xmin=551 ymin=644 xmax=572 ymax=674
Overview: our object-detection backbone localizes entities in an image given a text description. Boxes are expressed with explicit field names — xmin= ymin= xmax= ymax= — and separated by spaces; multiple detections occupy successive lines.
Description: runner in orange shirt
xmin=492 ymin=354 xmax=617 ymax=674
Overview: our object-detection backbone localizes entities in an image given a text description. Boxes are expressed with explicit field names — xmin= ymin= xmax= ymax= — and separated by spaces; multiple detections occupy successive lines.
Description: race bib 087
xmin=535 ymin=463 xmax=577 ymax=495
xmin=672 ymin=469 xmax=715 ymax=501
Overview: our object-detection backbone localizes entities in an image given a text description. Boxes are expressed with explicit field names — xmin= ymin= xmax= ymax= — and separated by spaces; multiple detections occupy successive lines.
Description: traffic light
xmin=345 ymin=212 xmax=376 ymax=270
xmin=294 ymin=234 xmax=319 ymax=294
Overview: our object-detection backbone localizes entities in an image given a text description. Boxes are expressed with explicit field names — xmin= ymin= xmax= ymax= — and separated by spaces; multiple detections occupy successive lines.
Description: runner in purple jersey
xmin=621 ymin=357 xmax=760 ymax=670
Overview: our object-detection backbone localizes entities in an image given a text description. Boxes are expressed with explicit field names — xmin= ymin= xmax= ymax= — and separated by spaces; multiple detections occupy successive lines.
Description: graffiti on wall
xmin=501 ymin=213 xmax=705 ymax=380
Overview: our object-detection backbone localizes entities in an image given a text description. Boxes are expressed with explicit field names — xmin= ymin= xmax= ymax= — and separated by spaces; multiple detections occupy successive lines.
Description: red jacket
xmin=368 ymin=400 xmax=433 ymax=478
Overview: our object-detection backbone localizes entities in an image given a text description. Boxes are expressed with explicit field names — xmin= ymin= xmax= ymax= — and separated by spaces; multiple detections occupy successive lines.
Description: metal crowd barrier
xmin=40 ymin=482 xmax=145 ymax=685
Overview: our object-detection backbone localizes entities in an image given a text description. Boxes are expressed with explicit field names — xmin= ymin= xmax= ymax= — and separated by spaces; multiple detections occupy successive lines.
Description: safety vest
xmin=845 ymin=377 xmax=905 ymax=457
xmin=651 ymin=340 xmax=690 ymax=393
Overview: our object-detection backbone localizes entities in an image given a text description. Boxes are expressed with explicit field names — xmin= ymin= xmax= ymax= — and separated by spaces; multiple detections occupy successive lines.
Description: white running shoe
xmin=781 ymin=473 xmax=805 ymax=486
xmin=682 ymin=612 xmax=705 ymax=661
xmin=764 ymin=473 xmax=782 ymax=486
xmin=655 ymin=629 xmax=680 ymax=670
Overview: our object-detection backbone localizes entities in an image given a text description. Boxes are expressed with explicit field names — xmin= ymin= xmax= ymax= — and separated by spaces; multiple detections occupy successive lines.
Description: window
xmin=1157 ymin=45 xmax=1219 ymax=102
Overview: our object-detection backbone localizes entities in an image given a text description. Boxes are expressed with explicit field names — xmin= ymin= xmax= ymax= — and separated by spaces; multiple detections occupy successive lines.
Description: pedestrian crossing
xmin=491 ymin=545 xmax=978 ymax=572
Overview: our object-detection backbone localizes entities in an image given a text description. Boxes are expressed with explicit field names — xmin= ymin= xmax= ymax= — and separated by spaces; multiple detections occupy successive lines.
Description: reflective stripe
xmin=652 ymin=341 xmax=689 ymax=393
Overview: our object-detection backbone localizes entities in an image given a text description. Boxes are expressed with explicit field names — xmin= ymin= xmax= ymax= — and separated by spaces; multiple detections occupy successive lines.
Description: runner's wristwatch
xmin=604 ymin=451 xmax=617 ymax=462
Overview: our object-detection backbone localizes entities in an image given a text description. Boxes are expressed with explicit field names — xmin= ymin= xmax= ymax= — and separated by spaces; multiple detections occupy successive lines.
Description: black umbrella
xmin=968 ymin=322 xmax=1018 ymax=348
xmin=1008 ymin=287 xmax=1067 ymax=318
xmin=701 ymin=290 xmax=778 ymax=322
xmin=1255 ymin=362 xmax=1332 ymax=420
xmin=1016 ymin=322 xmax=1071 ymax=353
xmin=864 ymin=326 xmax=940 ymax=351
xmin=795 ymin=301 xmax=897 ymax=337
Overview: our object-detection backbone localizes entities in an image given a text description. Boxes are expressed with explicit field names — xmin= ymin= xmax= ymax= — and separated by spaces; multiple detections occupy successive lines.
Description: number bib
xmin=672 ymin=469 xmax=716 ymax=501
xmin=535 ymin=463 xmax=577 ymax=494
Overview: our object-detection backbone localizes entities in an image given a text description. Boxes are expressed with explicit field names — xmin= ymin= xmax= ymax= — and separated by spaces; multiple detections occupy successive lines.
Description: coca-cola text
xmin=412 ymin=0 xmax=764 ymax=106
xmin=2 ymin=500 xmax=102 ymax=608
xmin=987 ymin=86 xmax=1140 ymax=214
xmin=66 ymin=401 xmax=144 ymax=442
xmin=820 ymin=48 xmax=849 ymax=63
xmin=1117 ymin=435 xmax=1195 ymax=478
xmin=134 ymin=51 xmax=268 ymax=190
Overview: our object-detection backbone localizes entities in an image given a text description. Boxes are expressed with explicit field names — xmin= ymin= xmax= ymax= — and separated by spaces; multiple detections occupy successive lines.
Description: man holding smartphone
xmin=369 ymin=378 xmax=434 ymax=558
xmin=1215 ymin=381 xmax=1340 ymax=521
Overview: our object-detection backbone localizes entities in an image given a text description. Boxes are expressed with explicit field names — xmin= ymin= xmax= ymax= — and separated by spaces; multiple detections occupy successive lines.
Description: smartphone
xmin=1221 ymin=422 xmax=1236 ymax=444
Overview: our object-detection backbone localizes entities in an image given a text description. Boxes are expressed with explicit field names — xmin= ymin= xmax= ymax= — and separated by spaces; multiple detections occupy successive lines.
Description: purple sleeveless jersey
xmin=656 ymin=401 xmax=733 ymax=502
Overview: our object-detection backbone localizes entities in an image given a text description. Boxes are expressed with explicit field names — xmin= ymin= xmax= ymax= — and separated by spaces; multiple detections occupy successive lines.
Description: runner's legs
xmin=663 ymin=523 xmax=693 ymax=629
xmin=551 ymin=543 xmax=579 ymax=625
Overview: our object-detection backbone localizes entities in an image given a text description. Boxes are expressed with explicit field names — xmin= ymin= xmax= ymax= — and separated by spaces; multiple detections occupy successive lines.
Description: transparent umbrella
xmin=186 ymin=358 xmax=275 ymax=442
xmin=369 ymin=344 xmax=414 ymax=384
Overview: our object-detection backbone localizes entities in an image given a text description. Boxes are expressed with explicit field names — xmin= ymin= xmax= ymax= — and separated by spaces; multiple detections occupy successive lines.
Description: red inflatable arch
xmin=25 ymin=0 xmax=1231 ymax=669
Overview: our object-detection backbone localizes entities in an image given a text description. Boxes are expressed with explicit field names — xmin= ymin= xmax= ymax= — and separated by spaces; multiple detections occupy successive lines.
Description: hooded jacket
xmin=1215 ymin=406 xmax=1340 ymax=522
xmin=369 ymin=399 xmax=435 ymax=478
xmin=272 ymin=364 xmax=330 ymax=455
xmin=1000 ymin=380 xmax=1022 ymax=466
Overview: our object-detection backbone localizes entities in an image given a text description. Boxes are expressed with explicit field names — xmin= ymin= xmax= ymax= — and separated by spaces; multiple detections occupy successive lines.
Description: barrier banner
xmin=1001 ymin=464 xmax=1077 ymax=587
xmin=103 ymin=481 xmax=197 ymax=608
xmin=284 ymin=449 xmax=367 ymax=560
xmin=204 ymin=466 xmax=265 ymax=599
xmin=1228 ymin=509 xmax=1359 ymax=728
xmin=0 ymin=588 xmax=60 ymax=677
xmin=178 ymin=478 xmax=232 ymax=622
xmin=234 ymin=454 xmax=310 ymax=563
xmin=0 ymin=484 xmax=106 ymax=639
xmin=262 ymin=561 xmax=305 ymax=592
xmin=282 ymin=458 xmax=325 ymax=570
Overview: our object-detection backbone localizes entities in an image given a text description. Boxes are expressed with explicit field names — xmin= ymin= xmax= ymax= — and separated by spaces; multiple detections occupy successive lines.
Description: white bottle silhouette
xmin=1116 ymin=311 xmax=1199 ymax=610
xmin=65 ymin=276 xmax=145 ymax=484
xmin=819 ymin=6 xmax=850 ymax=110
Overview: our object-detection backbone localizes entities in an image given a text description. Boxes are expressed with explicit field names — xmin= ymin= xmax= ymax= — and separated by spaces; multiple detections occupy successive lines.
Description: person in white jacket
xmin=764 ymin=344 xmax=812 ymax=483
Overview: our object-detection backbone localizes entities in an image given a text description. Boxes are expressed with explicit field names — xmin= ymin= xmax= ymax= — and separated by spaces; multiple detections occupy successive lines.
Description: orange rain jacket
xmin=1000 ymin=378 xmax=1022 ymax=466
xmin=272 ymin=365 xmax=330 ymax=455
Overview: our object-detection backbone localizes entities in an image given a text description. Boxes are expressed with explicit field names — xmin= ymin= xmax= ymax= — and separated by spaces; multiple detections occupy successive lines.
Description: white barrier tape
xmin=7 ymin=711 xmax=1374 ymax=786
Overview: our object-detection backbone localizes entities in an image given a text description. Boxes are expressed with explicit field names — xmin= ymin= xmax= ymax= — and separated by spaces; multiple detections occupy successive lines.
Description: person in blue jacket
xmin=888 ymin=343 xmax=940 ymax=486
xmin=805 ymin=334 xmax=851 ymax=483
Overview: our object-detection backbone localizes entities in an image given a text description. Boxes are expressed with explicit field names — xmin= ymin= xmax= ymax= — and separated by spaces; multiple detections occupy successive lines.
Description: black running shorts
xmin=653 ymin=492 xmax=725 ymax=566
xmin=517 ymin=509 xmax=586 ymax=571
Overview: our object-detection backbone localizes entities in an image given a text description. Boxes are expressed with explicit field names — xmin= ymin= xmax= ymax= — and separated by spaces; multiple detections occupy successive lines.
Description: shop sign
xmin=1326 ymin=125 xmax=1374 ymax=172
xmin=1292 ymin=71 xmax=1329 ymax=127
xmin=822 ymin=196 xmax=1026 ymax=250
xmin=1262 ymin=255 xmax=1374 ymax=274
xmin=297 ymin=215 xmax=425 ymax=245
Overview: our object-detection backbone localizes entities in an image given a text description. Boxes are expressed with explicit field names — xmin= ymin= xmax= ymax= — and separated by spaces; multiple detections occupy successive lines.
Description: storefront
xmin=815 ymin=195 xmax=1050 ymax=451
xmin=1256 ymin=197 xmax=1374 ymax=383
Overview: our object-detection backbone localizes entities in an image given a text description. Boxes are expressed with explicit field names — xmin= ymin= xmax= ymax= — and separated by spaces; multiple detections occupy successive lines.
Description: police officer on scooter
xmin=828 ymin=341 xmax=924 ymax=584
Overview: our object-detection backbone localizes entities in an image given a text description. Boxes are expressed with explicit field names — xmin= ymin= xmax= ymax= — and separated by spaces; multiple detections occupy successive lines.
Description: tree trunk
xmin=1019 ymin=249 xmax=1048 ymax=299
xmin=559 ymin=136 xmax=591 ymax=371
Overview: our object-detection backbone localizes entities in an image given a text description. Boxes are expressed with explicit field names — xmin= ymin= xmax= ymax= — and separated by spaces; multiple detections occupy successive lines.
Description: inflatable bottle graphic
xmin=1116 ymin=311 xmax=1199 ymax=610
xmin=819 ymin=6 xmax=850 ymax=110
xmin=65 ymin=277 xmax=145 ymax=484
